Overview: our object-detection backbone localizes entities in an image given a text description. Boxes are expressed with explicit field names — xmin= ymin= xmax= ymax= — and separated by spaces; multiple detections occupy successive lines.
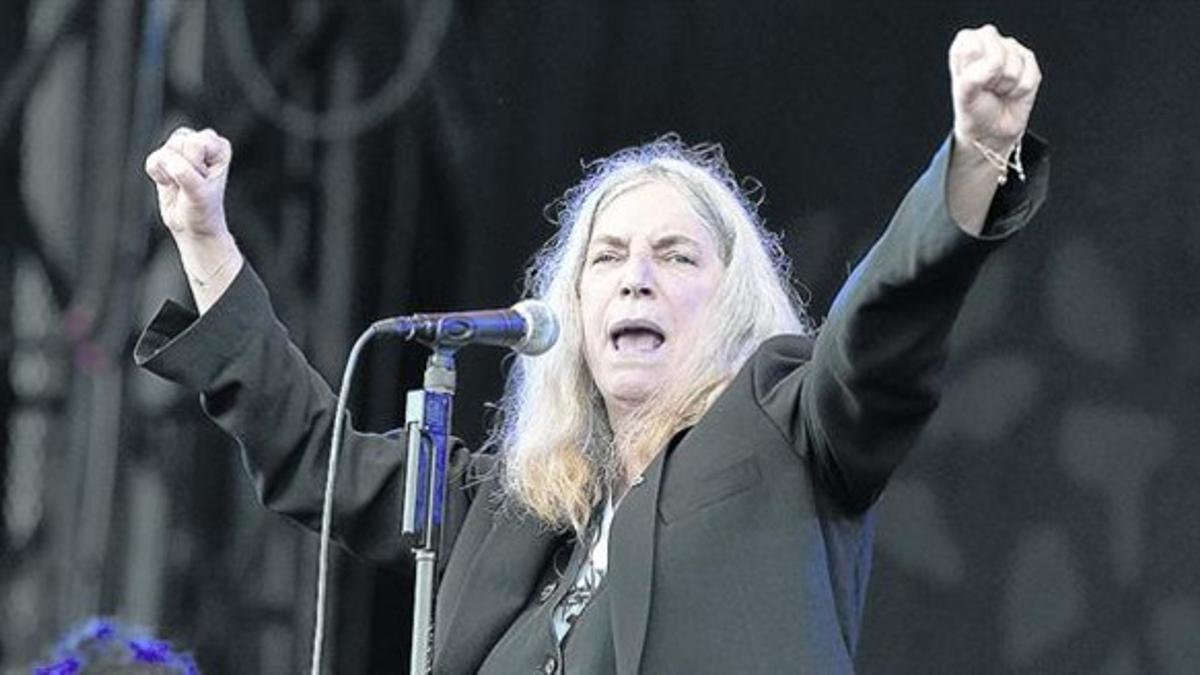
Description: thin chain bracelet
xmin=190 ymin=245 xmax=241 ymax=288
xmin=971 ymin=138 xmax=1025 ymax=186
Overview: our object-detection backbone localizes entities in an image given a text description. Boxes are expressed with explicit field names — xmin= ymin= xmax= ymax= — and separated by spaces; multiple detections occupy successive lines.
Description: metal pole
xmin=402 ymin=348 xmax=455 ymax=674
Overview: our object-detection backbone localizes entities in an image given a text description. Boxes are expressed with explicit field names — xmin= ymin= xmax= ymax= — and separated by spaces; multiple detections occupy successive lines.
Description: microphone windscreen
xmin=512 ymin=300 xmax=559 ymax=356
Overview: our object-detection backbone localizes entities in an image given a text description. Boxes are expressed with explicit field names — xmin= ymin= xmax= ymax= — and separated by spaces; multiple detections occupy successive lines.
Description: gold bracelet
xmin=971 ymin=138 xmax=1025 ymax=186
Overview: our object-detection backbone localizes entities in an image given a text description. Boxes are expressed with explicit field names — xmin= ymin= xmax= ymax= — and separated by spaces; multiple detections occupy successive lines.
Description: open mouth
xmin=610 ymin=319 xmax=666 ymax=353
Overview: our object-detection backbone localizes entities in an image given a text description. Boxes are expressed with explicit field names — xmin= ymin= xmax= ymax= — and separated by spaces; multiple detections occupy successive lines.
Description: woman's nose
xmin=619 ymin=258 xmax=654 ymax=298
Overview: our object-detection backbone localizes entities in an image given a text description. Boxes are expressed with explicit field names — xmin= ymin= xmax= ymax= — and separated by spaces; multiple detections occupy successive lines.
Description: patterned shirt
xmin=552 ymin=496 xmax=615 ymax=642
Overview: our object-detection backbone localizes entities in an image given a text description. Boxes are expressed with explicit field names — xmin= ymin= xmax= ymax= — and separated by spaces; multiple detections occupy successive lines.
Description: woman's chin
xmin=603 ymin=383 xmax=659 ymax=417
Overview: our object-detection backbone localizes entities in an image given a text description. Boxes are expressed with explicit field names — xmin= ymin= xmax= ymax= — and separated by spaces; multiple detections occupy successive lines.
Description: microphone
xmin=372 ymin=300 xmax=559 ymax=356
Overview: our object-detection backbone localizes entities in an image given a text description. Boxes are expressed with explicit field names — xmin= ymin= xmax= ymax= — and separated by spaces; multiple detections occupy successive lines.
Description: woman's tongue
xmin=616 ymin=330 xmax=663 ymax=353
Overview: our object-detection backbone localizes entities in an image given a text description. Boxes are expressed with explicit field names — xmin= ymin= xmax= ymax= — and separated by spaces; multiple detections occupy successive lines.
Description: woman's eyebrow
xmin=651 ymin=234 xmax=702 ymax=250
xmin=587 ymin=234 xmax=628 ymax=250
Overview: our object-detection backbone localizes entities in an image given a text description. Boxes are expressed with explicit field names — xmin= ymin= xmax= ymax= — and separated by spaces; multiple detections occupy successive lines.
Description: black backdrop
xmin=4 ymin=1 xmax=1200 ymax=673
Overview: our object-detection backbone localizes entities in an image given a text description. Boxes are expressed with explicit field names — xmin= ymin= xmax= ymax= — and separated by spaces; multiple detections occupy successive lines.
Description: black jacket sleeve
xmin=758 ymin=134 xmax=1049 ymax=512
xmin=135 ymin=264 xmax=477 ymax=567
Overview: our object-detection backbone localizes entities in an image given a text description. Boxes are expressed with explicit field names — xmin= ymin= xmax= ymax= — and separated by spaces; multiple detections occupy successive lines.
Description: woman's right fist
xmin=144 ymin=127 xmax=232 ymax=240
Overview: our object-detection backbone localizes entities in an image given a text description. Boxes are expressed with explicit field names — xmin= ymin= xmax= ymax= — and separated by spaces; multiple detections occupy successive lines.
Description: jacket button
xmin=631 ymin=474 xmax=645 ymax=487
xmin=542 ymin=655 xmax=558 ymax=673
xmin=537 ymin=582 xmax=557 ymax=603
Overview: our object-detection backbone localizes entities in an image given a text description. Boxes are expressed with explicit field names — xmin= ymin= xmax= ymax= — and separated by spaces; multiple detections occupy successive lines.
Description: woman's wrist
xmin=174 ymin=228 xmax=243 ymax=314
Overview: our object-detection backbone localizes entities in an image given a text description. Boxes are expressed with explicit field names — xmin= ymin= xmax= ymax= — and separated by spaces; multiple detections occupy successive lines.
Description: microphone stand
xmin=402 ymin=347 xmax=456 ymax=675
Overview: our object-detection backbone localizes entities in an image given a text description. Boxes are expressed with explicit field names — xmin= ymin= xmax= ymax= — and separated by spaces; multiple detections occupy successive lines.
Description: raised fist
xmin=949 ymin=25 xmax=1041 ymax=152
xmin=144 ymin=127 xmax=232 ymax=240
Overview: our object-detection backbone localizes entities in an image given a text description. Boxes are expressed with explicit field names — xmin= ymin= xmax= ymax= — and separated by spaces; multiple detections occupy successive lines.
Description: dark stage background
xmin=2 ymin=1 xmax=1199 ymax=673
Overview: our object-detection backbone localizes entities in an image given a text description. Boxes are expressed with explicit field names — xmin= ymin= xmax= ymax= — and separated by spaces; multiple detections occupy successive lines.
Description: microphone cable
xmin=309 ymin=322 xmax=381 ymax=675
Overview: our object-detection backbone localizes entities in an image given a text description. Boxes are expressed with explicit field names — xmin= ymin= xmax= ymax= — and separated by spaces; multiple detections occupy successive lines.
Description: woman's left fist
xmin=949 ymin=25 xmax=1042 ymax=152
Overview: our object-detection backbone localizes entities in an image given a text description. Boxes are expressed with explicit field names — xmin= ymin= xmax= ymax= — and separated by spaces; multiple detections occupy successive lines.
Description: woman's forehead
xmin=589 ymin=178 xmax=712 ymax=242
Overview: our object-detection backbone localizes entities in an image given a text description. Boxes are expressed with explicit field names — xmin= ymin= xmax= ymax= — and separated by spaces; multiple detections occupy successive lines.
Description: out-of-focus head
xmin=499 ymin=134 xmax=809 ymax=533
xmin=34 ymin=617 xmax=199 ymax=674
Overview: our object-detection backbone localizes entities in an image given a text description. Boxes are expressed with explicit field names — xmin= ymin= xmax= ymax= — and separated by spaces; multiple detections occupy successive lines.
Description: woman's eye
xmin=666 ymin=252 xmax=696 ymax=265
xmin=591 ymin=252 xmax=618 ymax=264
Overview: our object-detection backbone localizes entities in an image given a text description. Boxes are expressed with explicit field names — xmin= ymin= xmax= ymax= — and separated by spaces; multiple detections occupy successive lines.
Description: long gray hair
xmin=492 ymin=134 xmax=810 ymax=534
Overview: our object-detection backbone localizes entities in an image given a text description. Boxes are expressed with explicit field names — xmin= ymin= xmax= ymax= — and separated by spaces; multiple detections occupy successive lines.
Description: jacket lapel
xmin=609 ymin=450 xmax=666 ymax=675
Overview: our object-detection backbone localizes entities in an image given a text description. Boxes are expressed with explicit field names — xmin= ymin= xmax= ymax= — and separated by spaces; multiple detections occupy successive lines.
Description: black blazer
xmin=136 ymin=136 xmax=1047 ymax=674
